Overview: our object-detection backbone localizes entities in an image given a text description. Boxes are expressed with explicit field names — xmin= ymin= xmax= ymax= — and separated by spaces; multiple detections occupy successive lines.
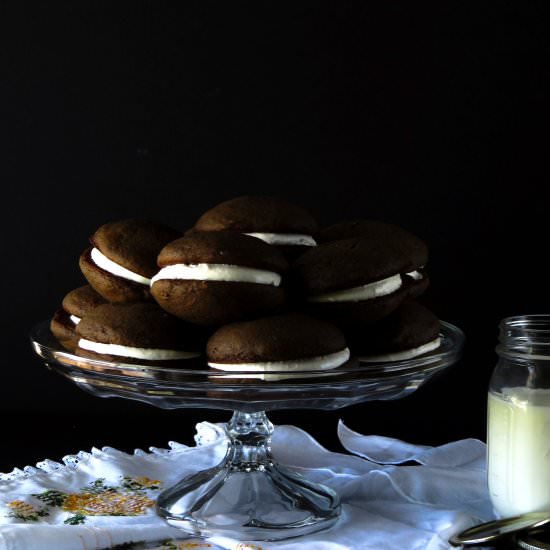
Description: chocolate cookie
xmin=151 ymin=232 xmax=288 ymax=325
xmin=345 ymin=301 xmax=441 ymax=363
xmin=318 ymin=220 xmax=429 ymax=297
xmin=75 ymin=302 xmax=206 ymax=366
xmin=206 ymin=313 xmax=351 ymax=381
xmin=192 ymin=196 xmax=319 ymax=259
xmin=291 ymin=236 xmax=423 ymax=325
xmin=79 ymin=219 xmax=181 ymax=303
xmin=50 ymin=285 xmax=107 ymax=352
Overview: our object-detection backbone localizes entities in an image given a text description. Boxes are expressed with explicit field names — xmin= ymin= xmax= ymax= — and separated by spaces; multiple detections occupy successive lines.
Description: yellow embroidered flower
xmin=62 ymin=492 xmax=155 ymax=516
xmin=121 ymin=475 xmax=162 ymax=491
xmin=158 ymin=542 xmax=213 ymax=549
xmin=174 ymin=544 xmax=212 ymax=549
xmin=7 ymin=500 xmax=48 ymax=521
xmin=8 ymin=501 xmax=37 ymax=515
xmin=134 ymin=476 xmax=161 ymax=488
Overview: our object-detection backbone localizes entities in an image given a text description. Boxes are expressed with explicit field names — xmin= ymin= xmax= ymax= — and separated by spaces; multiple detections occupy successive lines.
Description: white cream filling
xmin=69 ymin=315 xmax=81 ymax=325
xmin=78 ymin=338 xmax=200 ymax=360
xmin=209 ymin=348 xmax=350 ymax=381
xmin=151 ymin=263 xmax=281 ymax=287
xmin=244 ymin=232 xmax=317 ymax=247
xmin=359 ymin=338 xmax=441 ymax=363
xmin=308 ymin=274 xmax=402 ymax=303
xmin=405 ymin=267 xmax=424 ymax=281
xmin=406 ymin=270 xmax=423 ymax=280
xmin=91 ymin=247 xmax=151 ymax=286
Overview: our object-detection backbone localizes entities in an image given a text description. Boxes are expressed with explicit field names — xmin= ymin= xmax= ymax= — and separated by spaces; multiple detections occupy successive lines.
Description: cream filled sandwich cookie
xmin=75 ymin=302 xmax=206 ymax=366
xmin=344 ymin=301 xmax=441 ymax=363
xmin=317 ymin=219 xmax=429 ymax=299
xmin=79 ymin=219 xmax=181 ymax=303
xmin=150 ymin=232 xmax=288 ymax=325
xmin=206 ymin=313 xmax=352 ymax=382
xmin=191 ymin=195 xmax=319 ymax=260
xmin=291 ymin=236 xmax=419 ymax=325
xmin=50 ymin=285 xmax=107 ymax=352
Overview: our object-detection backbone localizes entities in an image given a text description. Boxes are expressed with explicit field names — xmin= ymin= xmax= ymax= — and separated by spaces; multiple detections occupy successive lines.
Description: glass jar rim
xmin=500 ymin=314 xmax=550 ymax=334
xmin=497 ymin=314 xmax=550 ymax=360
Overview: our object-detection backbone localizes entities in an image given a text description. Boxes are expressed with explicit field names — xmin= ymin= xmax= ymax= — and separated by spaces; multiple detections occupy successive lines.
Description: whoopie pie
xmin=206 ymin=313 xmax=352 ymax=381
xmin=150 ymin=232 xmax=288 ymax=325
xmin=50 ymin=285 xmax=107 ymax=352
xmin=345 ymin=301 xmax=441 ymax=363
xmin=192 ymin=195 xmax=319 ymax=259
xmin=79 ymin=219 xmax=181 ymax=303
xmin=75 ymin=302 xmax=205 ymax=365
xmin=318 ymin=220 xmax=429 ymax=297
xmin=291 ymin=236 xmax=425 ymax=325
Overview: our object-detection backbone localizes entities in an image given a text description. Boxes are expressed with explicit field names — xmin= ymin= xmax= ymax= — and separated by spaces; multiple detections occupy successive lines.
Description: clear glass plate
xmin=31 ymin=320 xmax=464 ymax=412
xmin=30 ymin=320 xmax=464 ymax=541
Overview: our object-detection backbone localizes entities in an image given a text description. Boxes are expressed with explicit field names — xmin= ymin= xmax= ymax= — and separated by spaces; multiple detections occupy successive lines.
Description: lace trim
xmin=0 ymin=422 xmax=227 ymax=483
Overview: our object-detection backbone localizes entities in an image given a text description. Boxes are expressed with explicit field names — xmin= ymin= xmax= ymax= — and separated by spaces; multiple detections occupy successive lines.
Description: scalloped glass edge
xmin=30 ymin=319 xmax=464 ymax=382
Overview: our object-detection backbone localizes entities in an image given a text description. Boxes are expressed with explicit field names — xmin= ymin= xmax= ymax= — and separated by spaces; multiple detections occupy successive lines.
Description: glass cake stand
xmin=30 ymin=320 xmax=464 ymax=542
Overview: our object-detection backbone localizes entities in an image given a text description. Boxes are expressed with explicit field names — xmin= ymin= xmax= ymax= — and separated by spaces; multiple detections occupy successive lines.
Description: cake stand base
xmin=156 ymin=411 xmax=341 ymax=541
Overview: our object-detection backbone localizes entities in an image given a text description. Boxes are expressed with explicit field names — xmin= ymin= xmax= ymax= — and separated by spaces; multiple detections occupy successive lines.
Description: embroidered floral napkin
xmin=0 ymin=421 xmax=494 ymax=550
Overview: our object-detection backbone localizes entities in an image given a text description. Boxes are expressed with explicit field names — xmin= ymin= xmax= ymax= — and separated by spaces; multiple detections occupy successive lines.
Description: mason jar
xmin=487 ymin=315 xmax=550 ymax=518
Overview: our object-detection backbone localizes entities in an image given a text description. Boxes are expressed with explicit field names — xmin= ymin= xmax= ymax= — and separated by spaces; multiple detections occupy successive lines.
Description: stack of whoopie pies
xmin=50 ymin=195 xmax=441 ymax=380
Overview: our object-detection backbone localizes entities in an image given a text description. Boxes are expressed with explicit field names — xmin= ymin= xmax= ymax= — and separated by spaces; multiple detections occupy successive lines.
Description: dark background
xmin=1 ymin=2 xmax=548 ymax=474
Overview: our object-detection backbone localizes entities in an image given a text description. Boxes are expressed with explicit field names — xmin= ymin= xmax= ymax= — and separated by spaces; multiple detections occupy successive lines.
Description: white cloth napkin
xmin=0 ymin=421 xmax=494 ymax=550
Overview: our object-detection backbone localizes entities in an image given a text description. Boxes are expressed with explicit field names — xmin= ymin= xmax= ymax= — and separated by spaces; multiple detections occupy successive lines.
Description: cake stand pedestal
xmin=157 ymin=410 xmax=339 ymax=540
xmin=31 ymin=320 xmax=463 ymax=542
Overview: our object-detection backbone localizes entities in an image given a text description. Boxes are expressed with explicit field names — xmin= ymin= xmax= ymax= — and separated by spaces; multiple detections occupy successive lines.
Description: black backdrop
xmin=1 ymin=3 xmax=548 ymax=473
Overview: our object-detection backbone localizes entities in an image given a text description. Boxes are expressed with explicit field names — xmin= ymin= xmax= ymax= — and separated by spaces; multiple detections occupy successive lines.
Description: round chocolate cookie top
xmin=91 ymin=219 xmax=181 ymax=278
xmin=157 ymin=232 xmax=288 ymax=273
xmin=62 ymin=285 xmax=106 ymax=318
xmin=76 ymin=302 xmax=204 ymax=350
xmin=51 ymin=285 xmax=108 ymax=352
xmin=207 ymin=313 xmax=347 ymax=364
xmin=292 ymin=237 xmax=419 ymax=295
xmin=347 ymin=301 xmax=440 ymax=355
xmin=318 ymin=220 xmax=427 ymax=264
xmin=193 ymin=195 xmax=319 ymax=235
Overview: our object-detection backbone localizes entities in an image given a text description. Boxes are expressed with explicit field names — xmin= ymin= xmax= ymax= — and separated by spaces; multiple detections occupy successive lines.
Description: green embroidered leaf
xmin=32 ymin=489 xmax=67 ymax=507
xmin=8 ymin=508 xmax=49 ymax=522
xmin=64 ymin=513 xmax=86 ymax=525
xmin=81 ymin=478 xmax=116 ymax=494
xmin=120 ymin=476 xmax=162 ymax=491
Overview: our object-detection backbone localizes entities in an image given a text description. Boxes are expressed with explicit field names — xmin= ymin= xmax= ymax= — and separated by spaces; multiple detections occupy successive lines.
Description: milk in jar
xmin=488 ymin=315 xmax=550 ymax=518
xmin=487 ymin=387 xmax=550 ymax=517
